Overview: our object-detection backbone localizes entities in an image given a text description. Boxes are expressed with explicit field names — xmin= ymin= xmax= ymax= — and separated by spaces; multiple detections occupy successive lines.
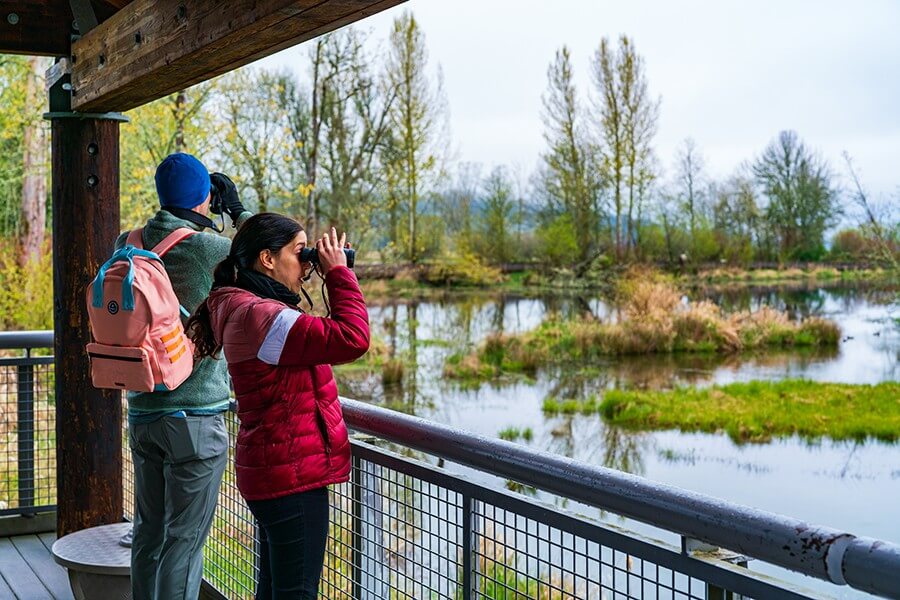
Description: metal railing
xmin=0 ymin=330 xmax=55 ymax=517
xmin=3 ymin=331 xmax=900 ymax=599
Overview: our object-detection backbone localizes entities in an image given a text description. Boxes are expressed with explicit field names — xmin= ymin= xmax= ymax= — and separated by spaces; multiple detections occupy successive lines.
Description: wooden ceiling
xmin=1 ymin=0 xmax=405 ymax=112
xmin=0 ymin=1 xmax=127 ymax=56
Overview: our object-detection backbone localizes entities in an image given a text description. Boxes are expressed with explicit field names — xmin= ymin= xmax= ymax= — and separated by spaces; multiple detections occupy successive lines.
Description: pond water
xmin=338 ymin=283 xmax=899 ymax=598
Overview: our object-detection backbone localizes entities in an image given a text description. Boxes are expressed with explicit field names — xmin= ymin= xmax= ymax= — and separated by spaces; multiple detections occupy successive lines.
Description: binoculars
xmin=300 ymin=247 xmax=356 ymax=269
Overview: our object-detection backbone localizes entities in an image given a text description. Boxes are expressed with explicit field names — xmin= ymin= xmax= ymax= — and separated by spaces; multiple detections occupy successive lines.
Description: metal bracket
xmin=682 ymin=536 xmax=749 ymax=566
xmin=47 ymin=61 xmax=73 ymax=114
xmin=68 ymin=0 xmax=98 ymax=35
xmin=46 ymin=58 xmax=72 ymax=93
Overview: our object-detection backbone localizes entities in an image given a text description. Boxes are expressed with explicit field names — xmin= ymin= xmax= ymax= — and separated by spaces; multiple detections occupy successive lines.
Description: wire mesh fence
xmin=0 ymin=352 xmax=56 ymax=515
xmin=122 ymin=407 xmax=261 ymax=599
xmin=316 ymin=443 xmax=805 ymax=600
xmin=0 ymin=337 xmax=867 ymax=599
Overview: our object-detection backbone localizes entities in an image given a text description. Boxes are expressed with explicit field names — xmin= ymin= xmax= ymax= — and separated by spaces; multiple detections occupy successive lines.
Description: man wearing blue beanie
xmin=155 ymin=152 xmax=213 ymax=210
xmin=114 ymin=152 xmax=251 ymax=600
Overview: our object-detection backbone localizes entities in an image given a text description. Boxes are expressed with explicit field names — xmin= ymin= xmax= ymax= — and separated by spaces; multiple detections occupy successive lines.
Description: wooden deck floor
xmin=0 ymin=533 xmax=73 ymax=600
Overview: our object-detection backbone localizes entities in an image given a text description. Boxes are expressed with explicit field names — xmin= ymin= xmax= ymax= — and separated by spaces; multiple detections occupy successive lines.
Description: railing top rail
xmin=341 ymin=398 xmax=900 ymax=599
xmin=0 ymin=330 xmax=54 ymax=350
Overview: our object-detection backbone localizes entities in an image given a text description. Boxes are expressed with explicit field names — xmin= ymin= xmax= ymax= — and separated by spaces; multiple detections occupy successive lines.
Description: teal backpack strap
xmin=91 ymin=246 xmax=163 ymax=311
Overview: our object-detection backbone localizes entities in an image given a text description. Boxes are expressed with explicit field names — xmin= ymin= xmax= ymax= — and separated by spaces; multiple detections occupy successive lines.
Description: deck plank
xmin=0 ymin=567 xmax=16 ymax=598
xmin=0 ymin=536 xmax=52 ymax=599
xmin=11 ymin=535 xmax=73 ymax=600
xmin=37 ymin=532 xmax=55 ymax=554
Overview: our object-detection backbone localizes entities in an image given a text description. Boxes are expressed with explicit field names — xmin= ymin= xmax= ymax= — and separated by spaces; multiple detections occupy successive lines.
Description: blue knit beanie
xmin=155 ymin=153 xmax=211 ymax=209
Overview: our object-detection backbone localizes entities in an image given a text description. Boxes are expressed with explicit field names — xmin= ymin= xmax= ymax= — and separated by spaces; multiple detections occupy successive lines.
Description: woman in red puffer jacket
xmin=187 ymin=213 xmax=369 ymax=600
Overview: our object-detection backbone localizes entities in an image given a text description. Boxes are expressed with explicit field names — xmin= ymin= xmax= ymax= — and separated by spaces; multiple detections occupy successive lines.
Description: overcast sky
xmin=259 ymin=0 xmax=900 ymax=200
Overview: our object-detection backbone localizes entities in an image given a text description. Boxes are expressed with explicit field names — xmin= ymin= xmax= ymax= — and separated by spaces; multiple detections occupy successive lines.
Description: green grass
xmin=598 ymin=379 xmax=900 ymax=443
xmin=543 ymin=395 xmax=599 ymax=415
xmin=498 ymin=426 xmax=533 ymax=442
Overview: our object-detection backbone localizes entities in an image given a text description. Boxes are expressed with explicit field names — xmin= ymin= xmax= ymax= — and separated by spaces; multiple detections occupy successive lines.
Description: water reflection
xmin=342 ymin=284 xmax=897 ymax=412
xmin=340 ymin=283 xmax=899 ymax=597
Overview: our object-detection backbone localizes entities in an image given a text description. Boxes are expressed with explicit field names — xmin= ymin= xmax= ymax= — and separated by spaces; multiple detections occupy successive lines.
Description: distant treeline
xmin=0 ymin=13 xmax=897 ymax=274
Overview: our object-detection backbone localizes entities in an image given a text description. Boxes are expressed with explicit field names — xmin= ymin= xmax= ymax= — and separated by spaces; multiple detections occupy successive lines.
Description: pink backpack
xmin=85 ymin=227 xmax=197 ymax=392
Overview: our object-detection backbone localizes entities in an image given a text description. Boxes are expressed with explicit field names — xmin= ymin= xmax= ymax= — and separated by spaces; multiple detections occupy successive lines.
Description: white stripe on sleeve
xmin=257 ymin=308 xmax=301 ymax=365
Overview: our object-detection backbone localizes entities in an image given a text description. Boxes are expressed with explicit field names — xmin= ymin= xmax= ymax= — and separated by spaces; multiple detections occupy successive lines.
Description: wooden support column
xmin=49 ymin=110 xmax=125 ymax=537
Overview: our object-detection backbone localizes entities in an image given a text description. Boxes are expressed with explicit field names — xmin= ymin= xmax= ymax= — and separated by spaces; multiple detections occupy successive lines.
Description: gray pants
xmin=129 ymin=414 xmax=228 ymax=600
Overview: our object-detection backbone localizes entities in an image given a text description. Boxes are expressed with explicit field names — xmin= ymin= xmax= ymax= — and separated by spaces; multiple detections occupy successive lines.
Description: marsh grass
xmin=690 ymin=266 xmax=890 ymax=285
xmin=599 ymin=379 xmax=900 ymax=443
xmin=444 ymin=272 xmax=840 ymax=381
xmin=498 ymin=426 xmax=534 ymax=442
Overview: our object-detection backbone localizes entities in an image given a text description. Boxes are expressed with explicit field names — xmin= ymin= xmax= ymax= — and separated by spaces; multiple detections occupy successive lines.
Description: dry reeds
xmin=445 ymin=270 xmax=840 ymax=380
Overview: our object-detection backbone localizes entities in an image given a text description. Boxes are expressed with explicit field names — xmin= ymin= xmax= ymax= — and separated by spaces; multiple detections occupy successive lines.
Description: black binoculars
xmin=300 ymin=247 xmax=356 ymax=269
xmin=209 ymin=186 xmax=224 ymax=216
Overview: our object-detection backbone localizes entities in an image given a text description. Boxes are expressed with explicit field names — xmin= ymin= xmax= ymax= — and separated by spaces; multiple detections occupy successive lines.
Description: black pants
xmin=247 ymin=487 xmax=330 ymax=600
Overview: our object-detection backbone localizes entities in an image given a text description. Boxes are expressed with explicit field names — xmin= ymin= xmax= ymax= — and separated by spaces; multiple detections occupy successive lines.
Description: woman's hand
xmin=316 ymin=227 xmax=348 ymax=273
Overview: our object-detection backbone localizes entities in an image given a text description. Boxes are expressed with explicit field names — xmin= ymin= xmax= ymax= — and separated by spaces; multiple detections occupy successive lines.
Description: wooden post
xmin=49 ymin=111 xmax=125 ymax=537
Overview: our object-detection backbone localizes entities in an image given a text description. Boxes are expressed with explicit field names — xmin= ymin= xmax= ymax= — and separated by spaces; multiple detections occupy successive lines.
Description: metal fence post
xmin=462 ymin=494 xmax=472 ymax=600
xmin=351 ymin=454 xmax=363 ymax=599
xmin=17 ymin=352 xmax=35 ymax=514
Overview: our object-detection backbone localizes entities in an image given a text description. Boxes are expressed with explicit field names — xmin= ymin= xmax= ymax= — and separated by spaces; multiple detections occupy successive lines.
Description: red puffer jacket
xmin=207 ymin=266 xmax=369 ymax=501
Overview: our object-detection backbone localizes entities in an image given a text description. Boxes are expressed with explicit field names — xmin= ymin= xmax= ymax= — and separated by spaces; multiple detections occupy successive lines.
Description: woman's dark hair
xmin=187 ymin=213 xmax=303 ymax=359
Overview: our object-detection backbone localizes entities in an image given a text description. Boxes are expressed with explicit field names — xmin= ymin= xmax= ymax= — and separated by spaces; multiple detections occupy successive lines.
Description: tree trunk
xmin=19 ymin=57 xmax=47 ymax=267
xmin=173 ymin=90 xmax=186 ymax=152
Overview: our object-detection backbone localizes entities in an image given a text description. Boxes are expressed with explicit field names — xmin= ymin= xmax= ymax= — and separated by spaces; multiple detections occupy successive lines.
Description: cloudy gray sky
xmin=260 ymin=0 xmax=900 ymax=200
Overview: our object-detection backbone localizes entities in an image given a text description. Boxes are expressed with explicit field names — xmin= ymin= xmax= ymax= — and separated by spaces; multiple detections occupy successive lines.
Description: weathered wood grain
xmin=50 ymin=116 xmax=123 ymax=538
xmin=71 ymin=0 xmax=405 ymax=112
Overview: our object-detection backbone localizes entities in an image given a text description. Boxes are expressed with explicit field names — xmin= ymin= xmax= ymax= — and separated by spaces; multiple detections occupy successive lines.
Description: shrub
xmin=0 ymin=239 xmax=53 ymax=331
xmin=422 ymin=251 xmax=503 ymax=287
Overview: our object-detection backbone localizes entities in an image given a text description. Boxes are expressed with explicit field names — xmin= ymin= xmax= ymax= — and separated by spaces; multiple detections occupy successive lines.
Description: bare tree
xmin=590 ymin=35 xmax=660 ymax=259
xmin=674 ymin=138 xmax=705 ymax=239
xmin=539 ymin=46 xmax=597 ymax=264
xmin=383 ymin=11 xmax=446 ymax=262
xmin=843 ymin=152 xmax=899 ymax=271
xmin=752 ymin=131 xmax=838 ymax=260
xmin=19 ymin=57 xmax=47 ymax=266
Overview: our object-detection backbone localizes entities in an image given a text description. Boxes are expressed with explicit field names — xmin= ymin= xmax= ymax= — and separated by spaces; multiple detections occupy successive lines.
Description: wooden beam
xmin=71 ymin=0 xmax=405 ymax=112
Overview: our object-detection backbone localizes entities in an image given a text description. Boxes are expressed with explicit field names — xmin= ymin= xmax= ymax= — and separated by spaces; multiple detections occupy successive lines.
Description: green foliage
xmin=538 ymin=46 xmax=599 ymax=264
xmin=120 ymin=85 xmax=220 ymax=229
xmin=498 ymin=426 xmax=533 ymax=442
xmin=0 ymin=239 xmax=53 ymax=330
xmin=422 ymin=251 xmax=503 ymax=287
xmin=543 ymin=395 xmax=599 ymax=415
xmin=600 ymin=380 xmax=900 ymax=443
xmin=0 ymin=56 xmax=42 ymax=240
xmin=590 ymin=36 xmax=660 ymax=260
xmin=535 ymin=213 xmax=580 ymax=268
xmin=472 ymin=166 xmax=519 ymax=264
xmin=384 ymin=10 xmax=446 ymax=262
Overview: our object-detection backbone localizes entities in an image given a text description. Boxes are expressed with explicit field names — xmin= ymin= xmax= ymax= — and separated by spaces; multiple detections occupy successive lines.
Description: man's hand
xmin=210 ymin=172 xmax=246 ymax=226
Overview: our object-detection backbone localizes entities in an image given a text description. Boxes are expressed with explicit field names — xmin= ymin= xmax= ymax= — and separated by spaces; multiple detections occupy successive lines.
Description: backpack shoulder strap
xmin=126 ymin=228 xmax=144 ymax=249
xmin=151 ymin=228 xmax=198 ymax=257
